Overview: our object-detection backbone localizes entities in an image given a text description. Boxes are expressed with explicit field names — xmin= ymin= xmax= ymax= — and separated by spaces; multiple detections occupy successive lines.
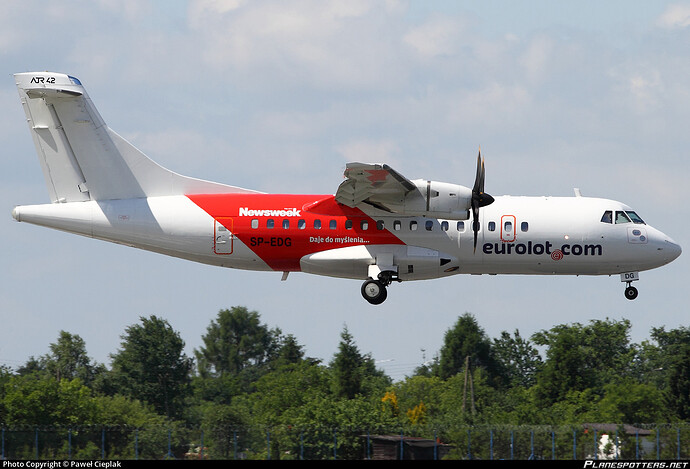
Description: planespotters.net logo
xmin=583 ymin=461 xmax=688 ymax=468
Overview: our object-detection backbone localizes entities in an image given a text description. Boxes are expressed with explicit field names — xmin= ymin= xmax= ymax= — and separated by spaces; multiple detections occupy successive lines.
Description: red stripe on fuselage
xmin=187 ymin=193 xmax=405 ymax=271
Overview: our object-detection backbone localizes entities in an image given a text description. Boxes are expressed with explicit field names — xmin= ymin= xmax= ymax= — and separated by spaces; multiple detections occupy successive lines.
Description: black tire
xmin=361 ymin=279 xmax=387 ymax=305
xmin=625 ymin=286 xmax=638 ymax=300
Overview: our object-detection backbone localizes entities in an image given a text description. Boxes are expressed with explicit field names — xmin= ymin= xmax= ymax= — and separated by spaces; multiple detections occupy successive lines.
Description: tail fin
xmin=15 ymin=72 xmax=256 ymax=203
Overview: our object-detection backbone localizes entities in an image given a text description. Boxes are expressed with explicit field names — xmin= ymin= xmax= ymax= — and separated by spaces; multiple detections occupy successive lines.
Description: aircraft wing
xmin=334 ymin=162 xmax=417 ymax=210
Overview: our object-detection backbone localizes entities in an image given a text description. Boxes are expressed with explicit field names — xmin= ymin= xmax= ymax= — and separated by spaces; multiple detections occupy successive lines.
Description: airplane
xmin=10 ymin=71 xmax=682 ymax=305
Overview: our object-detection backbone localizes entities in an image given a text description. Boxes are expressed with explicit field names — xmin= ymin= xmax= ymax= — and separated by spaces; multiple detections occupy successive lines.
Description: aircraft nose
xmin=663 ymin=236 xmax=682 ymax=262
xmin=651 ymin=229 xmax=682 ymax=264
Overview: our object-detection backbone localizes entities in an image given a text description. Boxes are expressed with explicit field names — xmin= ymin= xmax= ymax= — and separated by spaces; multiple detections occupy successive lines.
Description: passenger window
xmin=345 ymin=220 xmax=353 ymax=230
xmin=488 ymin=221 xmax=496 ymax=232
xmin=377 ymin=220 xmax=385 ymax=230
xmin=298 ymin=219 xmax=306 ymax=229
xmin=410 ymin=221 xmax=418 ymax=231
xmin=441 ymin=221 xmax=449 ymax=231
xmin=457 ymin=221 xmax=465 ymax=232
xmin=329 ymin=220 xmax=337 ymax=230
xmin=314 ymin=219 xmax=322 ymax=230
xmin=425 ymin=220 xmax=433 ymax=231
xmin=282 ymin=220 xmax=289 ymax=229
xmin=521 ymin=222 xmax=529 ymax=232
xmin=601 ymin=211 xmax=613 ymax=224
xmin=394 ymin=220 xmax=401 ymax=231
xmin=504 ymin=221 xmax=513 ymax=232
xmin=361 ymin=220 xmax=369 ymax=230
xmin=251 ymin=219 xmax=259 ymax=229
xmin=615 ymin=211 xmax=631 ymax=224
xmin=267 ymin=219 xmax=275 ymax=229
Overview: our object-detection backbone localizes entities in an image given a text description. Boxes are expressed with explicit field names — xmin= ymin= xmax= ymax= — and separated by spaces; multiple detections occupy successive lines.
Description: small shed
xmin=363 ymin=435 xmax=453 ymax=460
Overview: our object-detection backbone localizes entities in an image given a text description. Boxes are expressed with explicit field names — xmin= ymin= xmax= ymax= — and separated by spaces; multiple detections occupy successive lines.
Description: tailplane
xmin=14 ymin=72 xmax=256 ymax=203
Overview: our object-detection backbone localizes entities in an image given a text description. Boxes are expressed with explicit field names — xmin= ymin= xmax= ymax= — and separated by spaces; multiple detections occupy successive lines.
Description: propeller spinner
xmin=471 ymin=150 xmax=494 ymax=253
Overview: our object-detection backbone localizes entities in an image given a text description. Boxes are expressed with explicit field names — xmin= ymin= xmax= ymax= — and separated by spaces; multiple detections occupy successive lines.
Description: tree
xmin=436 ymin=313 xmax=502 ymax=385
xmin=0 ymin=365 xmax=13 ymax=423
xmin=195 ymin=307 xmax=282 ymax=377
xmin=44 ymin=331 xmax=97 ymax=385
xmin=493 ymin=329 xmax=542 ymax=388
xmin=329 ymin=325 xmax=384 ymax=399
xmin=668 ymin=344 xmax=690 ymax=419
xmin=3 ymin=375 xmax=96 ymax=425
xmin=110 ymin=315 xmax=193 ymax=419
xmin=532 ymin=318 xmax=635 ymax=403
xmin=15 ymin=356 xmax=45 ymax=376
xmin=597 ymin=379 xmax=667 ymax=423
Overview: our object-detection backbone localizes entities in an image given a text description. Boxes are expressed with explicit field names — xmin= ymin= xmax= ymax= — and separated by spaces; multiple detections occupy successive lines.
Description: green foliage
xmin=597 ymin=380 xmax=666 ymax=423
xmin=493 ymin=329 xmax=542 ymax=388
xmin=2 ymin=307 xmax=689 ymax=460
xmin=3 ymin=375 xmax=96 ymax=425
xmin=436 ymin=313 xmax=503 ymax=387
xmin=668 ymin=344 xmax=690 ymax=419
xmin=329 ymin=325 xmax=388 ymax=399
xmin=532 ymin=318 xmax=635 ymax=403
xmin=45 ymin=331 xmax=98 ymax=385
xmin=109 ymin=315 xmax=193 ymax=420
xmin=195 ymin=307 xmax=282 ymax=378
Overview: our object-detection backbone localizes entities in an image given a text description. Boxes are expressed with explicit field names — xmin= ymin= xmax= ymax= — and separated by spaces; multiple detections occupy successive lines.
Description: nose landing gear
xmin=621 ymin=272 xmax=639 ymax=300
xmin=624 ymin=285 xmax=638 ymax=300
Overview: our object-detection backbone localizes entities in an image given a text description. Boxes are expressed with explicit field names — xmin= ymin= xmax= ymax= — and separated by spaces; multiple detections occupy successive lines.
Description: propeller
xmin=471 ymin=148 xmax=494 ymax=253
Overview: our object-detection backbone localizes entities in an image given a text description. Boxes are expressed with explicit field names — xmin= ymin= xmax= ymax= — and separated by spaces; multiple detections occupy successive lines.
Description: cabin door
xmin=214 ymin=218 xmax=234 ymax=254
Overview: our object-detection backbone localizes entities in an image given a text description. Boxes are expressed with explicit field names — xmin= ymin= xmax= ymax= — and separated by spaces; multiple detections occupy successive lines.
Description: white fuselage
xmin=12 ymin=193 xmax=681 ymax=282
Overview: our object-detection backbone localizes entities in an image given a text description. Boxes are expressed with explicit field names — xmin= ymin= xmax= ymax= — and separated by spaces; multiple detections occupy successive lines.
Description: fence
xmin=1 ymin=424 xmax=689 ymax=460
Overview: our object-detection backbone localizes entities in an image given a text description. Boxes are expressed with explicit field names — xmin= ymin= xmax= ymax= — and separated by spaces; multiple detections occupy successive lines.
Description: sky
xmin=1 ymin=0 xmax=688 ymax=382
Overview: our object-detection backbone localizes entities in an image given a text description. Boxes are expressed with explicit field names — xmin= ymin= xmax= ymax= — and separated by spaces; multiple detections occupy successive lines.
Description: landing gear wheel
xmin=624 ymin=286 xmax=638 ymax=300
xmin=361 ymin=279 xmax=388 ymax=305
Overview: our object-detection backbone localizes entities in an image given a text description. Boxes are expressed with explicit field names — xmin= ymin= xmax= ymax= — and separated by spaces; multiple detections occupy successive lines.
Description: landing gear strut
xmin=361 ymin=271 xmax=397 ymax=305
xmin=621 ymin=272 xmax=640 ymax=300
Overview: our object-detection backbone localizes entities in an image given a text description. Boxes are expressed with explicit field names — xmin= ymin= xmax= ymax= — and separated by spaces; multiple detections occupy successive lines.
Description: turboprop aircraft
xmin=11 ymin=72 xmax=682 ymax=304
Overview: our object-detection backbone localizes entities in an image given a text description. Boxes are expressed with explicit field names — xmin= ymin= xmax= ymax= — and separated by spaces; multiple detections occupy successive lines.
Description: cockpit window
xmin=625 ymin=211 xmax=645 ymax=224
xmin=615 ymin=211 xmax=631 ymax=224
xmin=601 ymin=211 xmax=612 ymax=224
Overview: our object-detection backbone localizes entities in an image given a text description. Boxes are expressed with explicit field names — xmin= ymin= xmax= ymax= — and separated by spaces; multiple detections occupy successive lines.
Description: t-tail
xmin=13 ymin=71 xmax=254 ymax=203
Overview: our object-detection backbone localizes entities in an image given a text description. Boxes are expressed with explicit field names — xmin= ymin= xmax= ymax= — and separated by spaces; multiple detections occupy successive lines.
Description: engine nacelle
xmin=386 ymin=179 xmax=473 ymax=220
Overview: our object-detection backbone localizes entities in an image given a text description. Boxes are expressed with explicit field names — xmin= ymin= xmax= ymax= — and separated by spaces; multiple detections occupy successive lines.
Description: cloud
xmin=186 ymin=0 xmax=409 ymax=90
xmin=403 ymin=16 xmax=469 ymax=58
xmin=656 ymin=3 xmax=690 ymax=29
xmin=335 ymin=139 xmax=400 ymax=164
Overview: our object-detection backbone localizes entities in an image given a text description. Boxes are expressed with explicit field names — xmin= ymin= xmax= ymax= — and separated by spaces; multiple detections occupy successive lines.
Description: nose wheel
xmin=621 ymin=272 xmax=640 ymax=300
xmin=624 ymin=284 xmax=638 ymax=300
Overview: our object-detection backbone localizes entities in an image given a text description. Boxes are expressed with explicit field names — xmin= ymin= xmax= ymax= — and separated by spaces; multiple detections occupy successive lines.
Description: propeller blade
xmin=471 ymin=148 xmax=494 ymax=253
xmin=473 ymin=150 xmax=482 ymax=194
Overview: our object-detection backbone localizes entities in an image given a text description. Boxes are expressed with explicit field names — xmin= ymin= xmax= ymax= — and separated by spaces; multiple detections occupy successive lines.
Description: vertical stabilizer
xmin=15 ymin=72 xmax=256 ymax=203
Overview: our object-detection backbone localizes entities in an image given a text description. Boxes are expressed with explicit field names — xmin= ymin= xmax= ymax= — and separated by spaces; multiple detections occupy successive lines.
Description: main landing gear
xmin=621 ymin=272 xmax=640 ymax=300
xmin=361 ymin=271 xmax=398 ymax=305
